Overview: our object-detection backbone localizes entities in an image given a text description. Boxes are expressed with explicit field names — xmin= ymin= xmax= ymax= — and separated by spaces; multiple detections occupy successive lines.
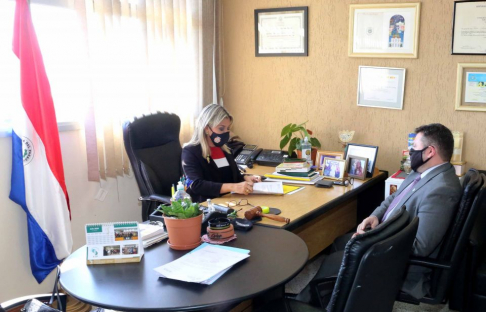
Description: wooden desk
xmin=209 ymin=165 xmax=387 ymax=258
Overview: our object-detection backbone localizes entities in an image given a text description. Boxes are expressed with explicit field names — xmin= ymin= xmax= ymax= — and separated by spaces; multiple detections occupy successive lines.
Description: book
xmin=264 ymin=172 xmax=323 ymax=185
xmin=139 ymin=222 xmax=168 ymax=248
xmin=278 ymin=170 xmax=317 ymax=178
xmin=265 ymin=172 xmax=320 ymax=181
xmin=282 ymin=184 xmax=305 ymax=195
xmin=276 ymin=162 xmax=311 ymax=173
xmin=85 ymin=222 xmax=144 ymax=264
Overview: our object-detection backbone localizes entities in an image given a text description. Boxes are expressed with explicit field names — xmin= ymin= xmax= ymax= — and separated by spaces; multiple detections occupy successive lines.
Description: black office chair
xmin=257 ymin=207 xmax=419 ymax=312
xmin=397 ymin=168 xmax=485 ymax=308
xmin=123 ymin=112 xmax=183 ymax=221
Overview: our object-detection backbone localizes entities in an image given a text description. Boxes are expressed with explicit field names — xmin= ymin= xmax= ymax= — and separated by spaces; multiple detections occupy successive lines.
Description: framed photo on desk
xmin=322 ymin=158 xmax=346 ymax=181
xmin=254 ymin=7 xmax=308 ymax=57
xmin=345 ymin=143 xmax=379 ymax=178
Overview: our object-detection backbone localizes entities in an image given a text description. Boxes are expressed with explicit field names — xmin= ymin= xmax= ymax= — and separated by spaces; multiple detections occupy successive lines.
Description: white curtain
xmin=76 ymin=0 xmax=221 ymax=181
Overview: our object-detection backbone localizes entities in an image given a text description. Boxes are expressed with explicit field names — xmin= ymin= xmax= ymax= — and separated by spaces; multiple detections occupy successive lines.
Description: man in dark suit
xmin=355 ymin=123 xmax=462 ymax=298
xmin=298 ymin=124 xmax=461 ymax=304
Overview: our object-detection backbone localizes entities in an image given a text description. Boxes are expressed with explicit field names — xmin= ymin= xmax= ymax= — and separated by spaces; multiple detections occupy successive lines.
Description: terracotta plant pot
xmin=164 ymin=213 xmax=203 ymax=250
xmin=296 ymin=148 xmax=318 ymax=165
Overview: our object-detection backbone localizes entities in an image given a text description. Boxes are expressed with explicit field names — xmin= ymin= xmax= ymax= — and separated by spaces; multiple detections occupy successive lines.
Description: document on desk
xmin=252 ymin=181 xmax=284 ymax=195
xmin=154 ymin=244 xmax=250 ymax=284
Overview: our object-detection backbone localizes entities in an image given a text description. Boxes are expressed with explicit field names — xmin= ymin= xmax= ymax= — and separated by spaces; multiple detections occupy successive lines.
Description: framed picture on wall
xmin=357 ymin=66 xmax=406 ymax=110
xmin=348 ymin=3 xmax=421 ymax=58
xmin=452 ymin=1 xmax=486 ymax=55
xmin=254 ymin=7 xmax=308 ymax=57
xmin=455 ymin=63 xmax=486 ymax=112
xmin=316 ymin=151 xmax=345 ymax=170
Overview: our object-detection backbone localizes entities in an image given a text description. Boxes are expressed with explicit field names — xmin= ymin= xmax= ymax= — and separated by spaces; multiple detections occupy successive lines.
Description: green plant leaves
xmin=157 ymin=199 xmax=201 ymax=219
xmin=280 ymin=134 xmax=290 ymax=149
xmin=310 ymin=137 xmax=322 ymax=148
xmin=288 ymin=137 xmax=299 ymax=157
xmin=280 ymin=123 xmax=293 ymax=137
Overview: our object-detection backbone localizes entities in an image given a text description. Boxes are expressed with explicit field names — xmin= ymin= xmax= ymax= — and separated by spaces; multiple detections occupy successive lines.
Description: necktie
xmin=382 ymin=175 xmax=421 ymax=222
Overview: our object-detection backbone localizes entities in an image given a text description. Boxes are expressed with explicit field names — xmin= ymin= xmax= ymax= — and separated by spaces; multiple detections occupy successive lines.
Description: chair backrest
xmin=326 ymin=206 xmax=412 ymax=312
xmin=344 ymin=217 xmax=419 ymax=312
xmin=123 ymin=112 xmax=182 ymax=220
xmin=429 ymin=169 xmax=485 ymax=299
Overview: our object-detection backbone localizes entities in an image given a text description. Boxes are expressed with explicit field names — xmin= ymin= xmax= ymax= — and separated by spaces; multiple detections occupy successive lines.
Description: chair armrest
xmin=309 ymin=276 xmax=338 ymax=309
xmin=1 ymin=294 xmax=67 ymax=311
xmin=139 ymin=194 xmax=171 ymax=205
xmin=408 ymin=256 xmax=452 ymax=270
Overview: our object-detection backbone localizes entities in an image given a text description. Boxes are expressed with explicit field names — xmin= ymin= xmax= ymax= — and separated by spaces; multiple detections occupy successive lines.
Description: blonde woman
xmin=182 ymin=104 xmax=261 ymax=203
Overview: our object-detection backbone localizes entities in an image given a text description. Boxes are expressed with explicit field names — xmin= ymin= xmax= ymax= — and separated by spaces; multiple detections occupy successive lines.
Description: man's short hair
xmin=414 ymin=123 xmax=454 ymax=161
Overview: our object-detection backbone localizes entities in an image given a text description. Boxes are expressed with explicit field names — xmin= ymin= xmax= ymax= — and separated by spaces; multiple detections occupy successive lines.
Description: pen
xmin=237 ymin=165 xmax=246 ymax=173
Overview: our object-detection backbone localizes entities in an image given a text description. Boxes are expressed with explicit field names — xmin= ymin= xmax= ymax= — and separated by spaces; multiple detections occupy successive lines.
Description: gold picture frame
xmin=321 ymin=158 xmax=346 ymax=181
xmin=455 ymin=63 xmax=486 ymax=112
xmin=348 ymin=3 xmax=421 ymax=58
xmin=316 ymin=151 xmax=345 ymax=170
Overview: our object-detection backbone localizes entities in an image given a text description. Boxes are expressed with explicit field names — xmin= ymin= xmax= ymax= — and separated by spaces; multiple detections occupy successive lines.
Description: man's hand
xmin=356 ymin=216 xmax=379 ymax=235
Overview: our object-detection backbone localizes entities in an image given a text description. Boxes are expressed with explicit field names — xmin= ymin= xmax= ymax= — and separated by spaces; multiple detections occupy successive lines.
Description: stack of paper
xmin=139 ymin=223 xmax=168 ymax=248
xmin=154 ymin=243 xmax=250 ymax=284
xmin=252 ymin=181 xmax=305 ymax=195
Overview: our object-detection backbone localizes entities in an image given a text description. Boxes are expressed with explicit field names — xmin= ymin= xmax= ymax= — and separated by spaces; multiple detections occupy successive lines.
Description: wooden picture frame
xmin=321 ymin=158 xmax=346 ymax=181
xmin=452 ymin=1 xmax=486 ymax=55
xmin=349 ymin=3 xmax=421 ymax=58
xmin=347 ymin=155 xmax=368 ymax=180
xmin=316 ymin=151 xmax=345 ymax=170
xmin=254 ymin=7 xmax=308 ymax=57
xmin=455 ymin=63 xmax=486 ymax=112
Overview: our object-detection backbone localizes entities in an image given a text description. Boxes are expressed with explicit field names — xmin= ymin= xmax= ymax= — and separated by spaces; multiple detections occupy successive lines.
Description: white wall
xmin=0 ymin=129 xmax=142 ymax=302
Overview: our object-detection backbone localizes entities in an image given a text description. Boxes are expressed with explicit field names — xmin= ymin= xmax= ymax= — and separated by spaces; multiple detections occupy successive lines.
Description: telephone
xmin=255 ymin=149 xmax=288 ymax=167
xmin=235 ymin=145 xmax=262 ymax=165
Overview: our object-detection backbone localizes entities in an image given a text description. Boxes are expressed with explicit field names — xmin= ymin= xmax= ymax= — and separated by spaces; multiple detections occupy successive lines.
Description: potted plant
xmin=156 ymin=199 xmax=203 ymax=250
xmin=280 ymin=122 xmax=321 ymax=162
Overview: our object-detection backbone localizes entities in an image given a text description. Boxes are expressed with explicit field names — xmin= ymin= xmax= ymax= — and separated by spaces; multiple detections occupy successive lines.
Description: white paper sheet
xmin=154 ymin=245 xmax=250 ymax=284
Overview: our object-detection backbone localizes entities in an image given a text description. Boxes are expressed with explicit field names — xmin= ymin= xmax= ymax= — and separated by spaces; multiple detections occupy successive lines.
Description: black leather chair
xmin=464 ymin=182 xmax=486 ymax=311
xmin=397 ymin=168 xmax=485 ymax=308
xmin=257 ymin=207 xmax=419 ymax=312
xmin=123 ymin=112 xmax=183 ymax=221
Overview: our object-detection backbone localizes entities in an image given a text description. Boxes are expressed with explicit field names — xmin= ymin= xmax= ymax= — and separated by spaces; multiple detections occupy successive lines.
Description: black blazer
xmin=182 ymin=143 xmax=244 ymax=203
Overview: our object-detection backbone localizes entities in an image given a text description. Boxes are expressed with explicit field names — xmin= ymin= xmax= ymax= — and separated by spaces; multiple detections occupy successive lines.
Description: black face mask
xmin=409 ymin=146 xmax=431 ymax=172
xmin=209 ymin=129 xmax=229 ymax=147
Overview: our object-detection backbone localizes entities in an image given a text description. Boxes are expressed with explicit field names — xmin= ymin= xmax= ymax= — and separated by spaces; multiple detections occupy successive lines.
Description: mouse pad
xmin=249 ymin=207 xmax=282 ymax=223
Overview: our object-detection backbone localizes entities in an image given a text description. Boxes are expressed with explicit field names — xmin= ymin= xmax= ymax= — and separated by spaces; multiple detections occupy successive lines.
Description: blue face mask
xmin=209 ymin=129 xmax=229 ymax=147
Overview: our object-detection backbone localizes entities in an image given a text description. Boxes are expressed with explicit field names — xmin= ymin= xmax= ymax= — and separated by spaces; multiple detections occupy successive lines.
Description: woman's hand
xmin=244 ymin=175 xmax=261 ymax=183
xmin=233 ymin=181 xmax=254 ymax=195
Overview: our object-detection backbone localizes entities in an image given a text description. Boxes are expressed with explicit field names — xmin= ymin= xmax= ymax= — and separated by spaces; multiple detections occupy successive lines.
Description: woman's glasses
xmin=227 ymin=199 xmax=254 ymax=207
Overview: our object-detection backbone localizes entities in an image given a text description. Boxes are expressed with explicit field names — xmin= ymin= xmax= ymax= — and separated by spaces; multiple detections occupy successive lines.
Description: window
xmin=0 ymin=1 xmax=89 ymax=133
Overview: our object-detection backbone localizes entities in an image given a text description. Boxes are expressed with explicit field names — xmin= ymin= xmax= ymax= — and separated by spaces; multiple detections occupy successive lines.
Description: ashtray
xmin=208 ymin=218 xmax=231 ymax=230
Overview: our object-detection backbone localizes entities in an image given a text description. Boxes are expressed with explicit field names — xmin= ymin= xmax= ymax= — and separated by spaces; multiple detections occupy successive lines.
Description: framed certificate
xmin=455 ymin=63 xmax=486 ymax=112
xmin=357 ymin=66 xmax=406 ymax=110
xmin=349 ymin=3 xmax=421 ymax=58
xmin=452 ymin=1 xmax=486 ymax=55
xmin=254 ymin=7 xmax=308 ymax=57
